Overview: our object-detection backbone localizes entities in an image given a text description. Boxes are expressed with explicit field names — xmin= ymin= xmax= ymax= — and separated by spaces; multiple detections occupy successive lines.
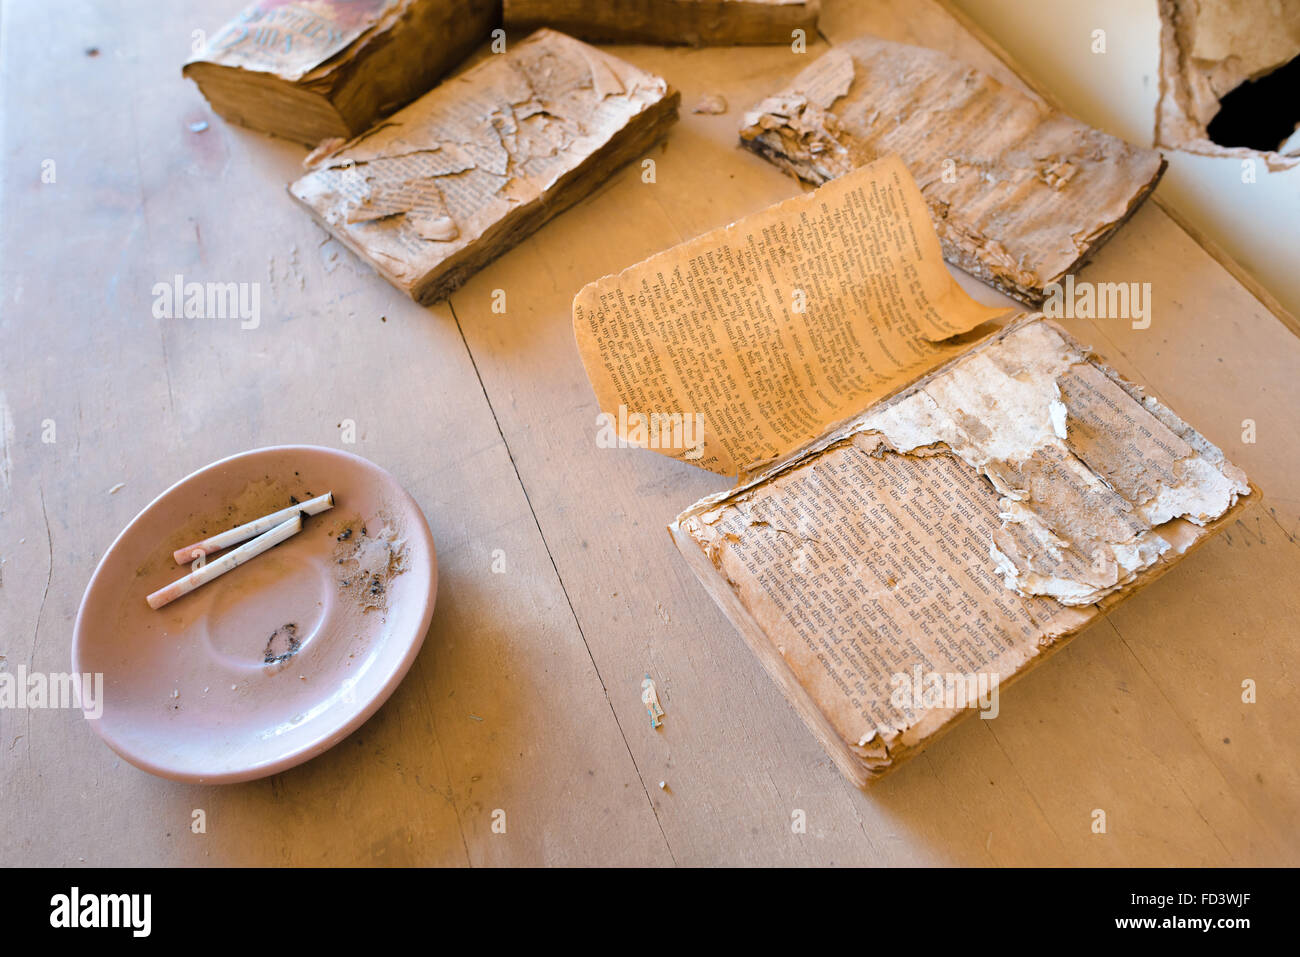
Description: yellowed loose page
xmin=573 ymin=155 xmax=1008 ymax=477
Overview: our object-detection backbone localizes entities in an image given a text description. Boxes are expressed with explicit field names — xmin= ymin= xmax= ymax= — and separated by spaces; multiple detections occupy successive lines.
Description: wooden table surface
xmin=2 ymin=0 xmax=1297 ymax=866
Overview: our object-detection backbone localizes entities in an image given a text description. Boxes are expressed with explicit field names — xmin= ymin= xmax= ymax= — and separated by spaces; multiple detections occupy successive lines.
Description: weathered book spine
xmin=183 ymin=0 xmax=500 ymax=146
xmin=503 ymin=0 xmax=818 ymax=46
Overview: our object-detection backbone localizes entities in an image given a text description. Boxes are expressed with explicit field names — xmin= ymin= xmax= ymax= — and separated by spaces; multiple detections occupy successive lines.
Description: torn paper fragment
xmin=692 ymin=93 xmax=729 ymax=115
xmin=641 ymin=674 xmax=665 ymax=728
xmin=291 ymin=29 xmax=680 ymax=304
xmin=739 ymin=35 xmax=1167 ymax=305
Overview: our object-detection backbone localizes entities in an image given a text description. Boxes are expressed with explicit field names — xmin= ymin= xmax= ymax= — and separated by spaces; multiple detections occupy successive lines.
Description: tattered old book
xmin=574 ymin=155 xmax=1252 ymax=785
xmin=291 ymin=28 xmax=680 ymax=304
xmin=503 ymin=0 xmax=819 ymax=46
xmin=740 ymin=35 xmax=1167 ymax=307
xmin=184 ymin=0 xmax=499 ymax=146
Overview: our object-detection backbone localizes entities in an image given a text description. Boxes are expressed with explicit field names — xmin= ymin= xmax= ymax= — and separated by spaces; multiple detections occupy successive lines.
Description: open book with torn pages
xmin=574 ymin=155 xmax=1253 ymax=785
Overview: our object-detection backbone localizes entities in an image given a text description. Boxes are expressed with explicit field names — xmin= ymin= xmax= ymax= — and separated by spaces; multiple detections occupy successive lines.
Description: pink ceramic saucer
xmin=72 ymin=445 xmax=437 ymax=784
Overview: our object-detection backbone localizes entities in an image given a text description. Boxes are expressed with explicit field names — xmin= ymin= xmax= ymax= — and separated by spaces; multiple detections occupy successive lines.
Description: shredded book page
xmin=573 ymin=154 xmax=1009 ymax=478
xmin=739 ymin=36 xmax=1167 ymax=305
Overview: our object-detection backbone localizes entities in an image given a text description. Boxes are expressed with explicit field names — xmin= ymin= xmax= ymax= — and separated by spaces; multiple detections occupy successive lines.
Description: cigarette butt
xmin=148 ymin=514 xmax=303 ymax=610
xmin=172 ymin=491 xmax=333 ymax=564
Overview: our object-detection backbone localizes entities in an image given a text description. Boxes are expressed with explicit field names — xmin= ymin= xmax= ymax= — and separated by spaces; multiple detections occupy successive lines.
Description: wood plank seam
xmin=978 ymin=718 xmax=1071 ymax=853
xmin=446 ymin=295 xmax=679 ymax=864
xmin=1100 ymin=614 xmax=1268 ymax=860
xmin=24 ymin=488 xmax=53 ymax=772
xmin=423 ymin=680 xmax=476 ymax=865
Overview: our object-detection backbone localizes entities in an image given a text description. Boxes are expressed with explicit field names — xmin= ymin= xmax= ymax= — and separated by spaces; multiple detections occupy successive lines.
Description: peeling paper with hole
xmin=1155 ymin=0 xmax=1300 ymax=171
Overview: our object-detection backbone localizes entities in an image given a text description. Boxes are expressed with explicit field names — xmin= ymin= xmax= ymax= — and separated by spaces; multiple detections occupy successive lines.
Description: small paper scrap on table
xmin=641 ymin=674 xmax=665 ymax=729
xmin=573 ymin=154 xmax=1252 ymax=786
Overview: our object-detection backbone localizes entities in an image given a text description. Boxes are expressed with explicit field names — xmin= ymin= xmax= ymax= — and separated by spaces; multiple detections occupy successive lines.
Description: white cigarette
xmin=148 ymin=514 xmax=303 ymax=610
xmin=172 ymin=491 xmax=333 ymax=564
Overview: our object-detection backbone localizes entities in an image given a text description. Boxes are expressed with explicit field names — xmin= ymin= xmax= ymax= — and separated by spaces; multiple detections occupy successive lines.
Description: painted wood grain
xmin=0 ymin=0 xmax=1295 ymax=865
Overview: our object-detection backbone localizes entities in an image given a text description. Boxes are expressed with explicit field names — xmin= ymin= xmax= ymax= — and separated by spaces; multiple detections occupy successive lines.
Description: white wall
xmin=951 ymin=0 xmax=1300 ymax=320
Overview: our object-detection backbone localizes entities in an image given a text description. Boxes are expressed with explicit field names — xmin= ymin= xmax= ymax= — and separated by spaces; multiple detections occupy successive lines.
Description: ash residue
xmin=332 ymin=515 xmax=408 ymax=612
xmin=264 ymin=623 xmax=301 ymax=664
